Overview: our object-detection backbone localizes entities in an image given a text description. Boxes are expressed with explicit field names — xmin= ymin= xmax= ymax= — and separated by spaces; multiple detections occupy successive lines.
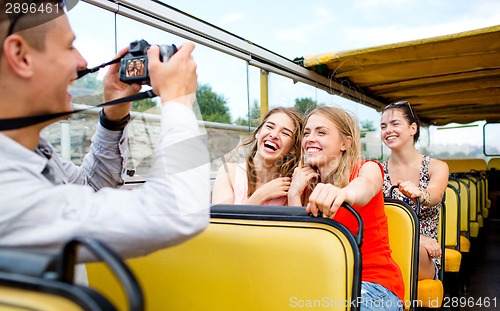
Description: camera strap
xmin=0 ymin=90 xmax=157 ymax=131
xmin=77 ymin=57 xmax=122 ymax=79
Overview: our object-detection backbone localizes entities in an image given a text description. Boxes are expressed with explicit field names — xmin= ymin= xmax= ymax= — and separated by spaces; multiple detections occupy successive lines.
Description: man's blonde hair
xmin=0 ymin=1 xmax=64 ymax=57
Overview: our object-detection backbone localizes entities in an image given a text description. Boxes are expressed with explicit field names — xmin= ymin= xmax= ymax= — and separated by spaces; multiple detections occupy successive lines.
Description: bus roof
xmin=299 ymin=25 xmax=500 ymax=126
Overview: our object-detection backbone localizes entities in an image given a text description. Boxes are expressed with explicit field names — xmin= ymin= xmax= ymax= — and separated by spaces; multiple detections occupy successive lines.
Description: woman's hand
xmin=287 ymin=166 xmax=318 ymax=206
xmin=397 ymin=180 xmax=422 ymax=200
xmin=251 ymin=177 xmax=291 ymax=204
xmin=306 ymin=183 xmax=349 ymax=218
xmin=420 ymin=235 xmax=442 ymax=258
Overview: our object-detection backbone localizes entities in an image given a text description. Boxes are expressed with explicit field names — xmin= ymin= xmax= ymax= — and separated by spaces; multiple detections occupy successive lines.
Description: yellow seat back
xmin=488 ymin=158 xmax=500 ymax=170
xmin=87 ymin=206 xmax=362 ymax=311
xmin=0 ymin=285 xmax=85 ymax=311
xmin=468 ymin=178 xmax=478 ymax=222
xmin=443 ymin=185 xmax=460 ymax=249
xmin=0 ymin=238 xmax=123 ymax=311
xmin=443 ymin=159 xmax=487 ymax=173
xmin=384 ymin=199 xmax=419 ymax=310
xmin=449 ymin=179 xmax=470 ymax=236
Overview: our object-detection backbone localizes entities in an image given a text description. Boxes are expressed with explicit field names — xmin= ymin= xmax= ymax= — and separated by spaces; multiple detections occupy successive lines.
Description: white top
xmin=0 ymin=102 xmax=210 ymax=262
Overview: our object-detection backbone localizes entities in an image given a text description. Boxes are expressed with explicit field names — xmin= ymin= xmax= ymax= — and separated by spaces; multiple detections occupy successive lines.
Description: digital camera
xmin=119 ymin=39 xmax=177 ymax=85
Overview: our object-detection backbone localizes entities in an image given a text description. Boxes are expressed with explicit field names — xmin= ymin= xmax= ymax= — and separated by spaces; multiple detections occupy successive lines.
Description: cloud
xmin=219 ymin=12 xmax=243 ymax=25
xmin=352 ymin=0 xmax=413 ymax=9
xmin=274 ymin=6 xmax=334 ymax=44
xmin=344 ymin=15 xmax=500 ymax=49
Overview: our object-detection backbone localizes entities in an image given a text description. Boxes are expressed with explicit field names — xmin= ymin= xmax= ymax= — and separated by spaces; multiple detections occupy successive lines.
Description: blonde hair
xmin=303 ymin=106 xmax=362 ymax=201
xmin=242 ymin=107 xmax=304 ymax=197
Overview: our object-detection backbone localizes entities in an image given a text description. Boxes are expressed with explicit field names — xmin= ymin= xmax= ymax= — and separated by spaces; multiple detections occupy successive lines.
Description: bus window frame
xmin=483 ymin=122 xmax=500 ymax=156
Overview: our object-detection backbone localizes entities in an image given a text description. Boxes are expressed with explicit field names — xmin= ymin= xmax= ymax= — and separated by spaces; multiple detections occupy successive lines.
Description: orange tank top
xmin=333 ymin=160 xmax=405 ymax=302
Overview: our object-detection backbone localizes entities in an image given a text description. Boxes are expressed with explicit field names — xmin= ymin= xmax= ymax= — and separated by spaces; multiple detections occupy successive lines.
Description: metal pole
xmin=260 ymin=69 xmax=269 ymax=120
xmin=60 ymin=120 xmax=71 ymax=161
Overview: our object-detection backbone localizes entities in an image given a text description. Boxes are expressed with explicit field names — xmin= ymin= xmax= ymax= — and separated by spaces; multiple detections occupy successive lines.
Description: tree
xmin=360 ymin=120 xmax=376 ymax=132
xmin=294 ymin=97 xmax=318 ymax=116
xmin=71 ymin=73 xmax=103 ymax=93
xmin=132 ymin=98 xmax=158 ymax=113
xmin=235 ymin=100 xmax=260 ymax=127
xmin=69 ymin=73 xmax=158 ymax=113
xmin=360 ymin=120 xmax=376 ymax=138
xmin=196 ymin=84 xmax=231 ymax=124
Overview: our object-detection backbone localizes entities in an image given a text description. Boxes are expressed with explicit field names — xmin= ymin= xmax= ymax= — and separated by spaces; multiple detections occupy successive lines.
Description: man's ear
xmin=2 ymin=35 xmax=34 ymax=78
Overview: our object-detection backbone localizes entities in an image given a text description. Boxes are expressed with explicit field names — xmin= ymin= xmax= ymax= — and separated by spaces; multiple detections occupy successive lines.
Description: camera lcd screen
xmin=124 ymin=57 xmax=146 ymax=78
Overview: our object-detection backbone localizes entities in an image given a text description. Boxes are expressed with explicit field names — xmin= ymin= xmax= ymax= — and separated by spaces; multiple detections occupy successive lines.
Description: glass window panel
xmin=484 ymin=123 xmax=500 ymax=156
xmin=429 ymin=122 xmax=485 ymax=159
xmin=42 ymin=2 xmax=116 ymax=165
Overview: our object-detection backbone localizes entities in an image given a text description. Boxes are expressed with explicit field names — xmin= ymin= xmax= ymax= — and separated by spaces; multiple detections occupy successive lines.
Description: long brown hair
xmin=241 ymin=107 xmax=303 ymax=197
xmin=303 ymin=106 xmax=362 ymax=202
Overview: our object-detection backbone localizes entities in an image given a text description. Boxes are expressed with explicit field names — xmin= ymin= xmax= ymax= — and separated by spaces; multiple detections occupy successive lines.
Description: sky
xmin=68 ymin=0 xmax=500 ymax=153
xmin=159 ymin=0 xmax=500 ymax=60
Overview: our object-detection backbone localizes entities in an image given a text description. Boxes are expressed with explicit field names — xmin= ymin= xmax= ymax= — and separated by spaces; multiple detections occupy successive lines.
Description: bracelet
xmin=420 ymin=188 xmax=431 ymax=206
xmin=99 ymin=110 xmax=130 ymax=131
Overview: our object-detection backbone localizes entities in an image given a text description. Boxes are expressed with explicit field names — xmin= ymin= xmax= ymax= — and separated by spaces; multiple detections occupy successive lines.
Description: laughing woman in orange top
xmin=288 ymin=106 xmax=405 ymax=310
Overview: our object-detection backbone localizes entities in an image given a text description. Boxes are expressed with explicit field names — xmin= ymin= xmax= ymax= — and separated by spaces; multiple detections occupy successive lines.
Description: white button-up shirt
xmin=0 ymin=102 xmax=210 ymax=262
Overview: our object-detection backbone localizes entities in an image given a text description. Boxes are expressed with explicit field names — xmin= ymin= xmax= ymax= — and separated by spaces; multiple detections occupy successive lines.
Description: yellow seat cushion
xmin=444 ymin=248 xmax=462 ymax=272
xmin=460 ymin=236 xmax=471 ymax=252
xmin=483 ymin=208 xmax=489 ymax=219
xmin=470 ymin=222 xmax=479 ymax=238
xmin=417 ymin=279 xmax=444 ymax=308
xmin=478 ymin=215 xmax=483 ymax=227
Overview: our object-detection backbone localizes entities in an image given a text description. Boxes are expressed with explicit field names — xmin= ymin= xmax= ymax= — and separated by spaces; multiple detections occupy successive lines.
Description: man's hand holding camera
xmin=147 ymin=42 xmax=198 ymax=108
xmin=103 ymin=46 xmax=141 ymax=121
xmin=96 ymin=41 xmax=198 ymax=122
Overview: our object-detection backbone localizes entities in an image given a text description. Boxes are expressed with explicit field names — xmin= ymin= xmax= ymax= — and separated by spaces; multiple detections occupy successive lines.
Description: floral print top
xmin=382 ymin=155 xmax=441 ymax=241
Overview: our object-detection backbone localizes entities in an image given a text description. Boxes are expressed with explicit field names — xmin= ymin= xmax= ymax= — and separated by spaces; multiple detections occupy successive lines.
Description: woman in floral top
xmin=380 ymin=101 xmax=449 ymax=280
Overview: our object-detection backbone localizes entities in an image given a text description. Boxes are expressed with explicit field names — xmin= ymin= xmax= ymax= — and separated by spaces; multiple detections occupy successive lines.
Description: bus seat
xmin=460 ymin=236 xmax=471 ymax=252
xmin=456 ymin=176 xmax=480 ymax=238
xmin=449 ymin=177 xmax=473 ymax=294
xmin=384 ymin=199 xmax=422 ymax=310
xmin=0 ymin=236 xmax=139 ymax=311
xmin=0 ymin=285 xmax=86 ymax=311
xmin=443 ymin=159 xmax=487 ymax=173
xmin=440 ymin=187 xmax=462 ymax=273
xmin=87 ymin=205 xmax=362 ymax=311
xmin=448 ymin=179 xmax=470 ymax=241
xmin=437 ymin=192 xmax=462 ymax=302
xmin=488 ymin=158 xmax=500 ymax=170
xmin=443 ymin=186 xmax=460 ymax=251
xmin=416 ymin=279 xmax=443 ymax=309
xmin=443 ymin=248 xmax=462 ymax=273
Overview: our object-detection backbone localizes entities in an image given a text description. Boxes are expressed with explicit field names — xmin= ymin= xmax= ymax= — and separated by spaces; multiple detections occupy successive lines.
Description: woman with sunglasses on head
xmin=212 ymin=107 xmax=303 ymax=205
xmin=288 ymin=106 xmax=404 ymax=311
xmin=380 ymin=101 xmax=449 ymax=280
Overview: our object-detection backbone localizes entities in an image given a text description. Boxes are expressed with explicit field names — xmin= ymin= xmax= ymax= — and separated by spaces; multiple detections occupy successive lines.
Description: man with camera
xmin=0 ymin=0 xmax=210 ymax=263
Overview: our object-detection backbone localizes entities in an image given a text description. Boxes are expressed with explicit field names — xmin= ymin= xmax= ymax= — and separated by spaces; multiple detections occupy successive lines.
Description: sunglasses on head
xmin=386 ymin=100 xmax=417 ymax=121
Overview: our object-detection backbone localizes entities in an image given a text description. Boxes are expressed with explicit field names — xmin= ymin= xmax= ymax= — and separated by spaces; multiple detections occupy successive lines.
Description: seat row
xmin=1 ymin=157 xmax=498 ymax=310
